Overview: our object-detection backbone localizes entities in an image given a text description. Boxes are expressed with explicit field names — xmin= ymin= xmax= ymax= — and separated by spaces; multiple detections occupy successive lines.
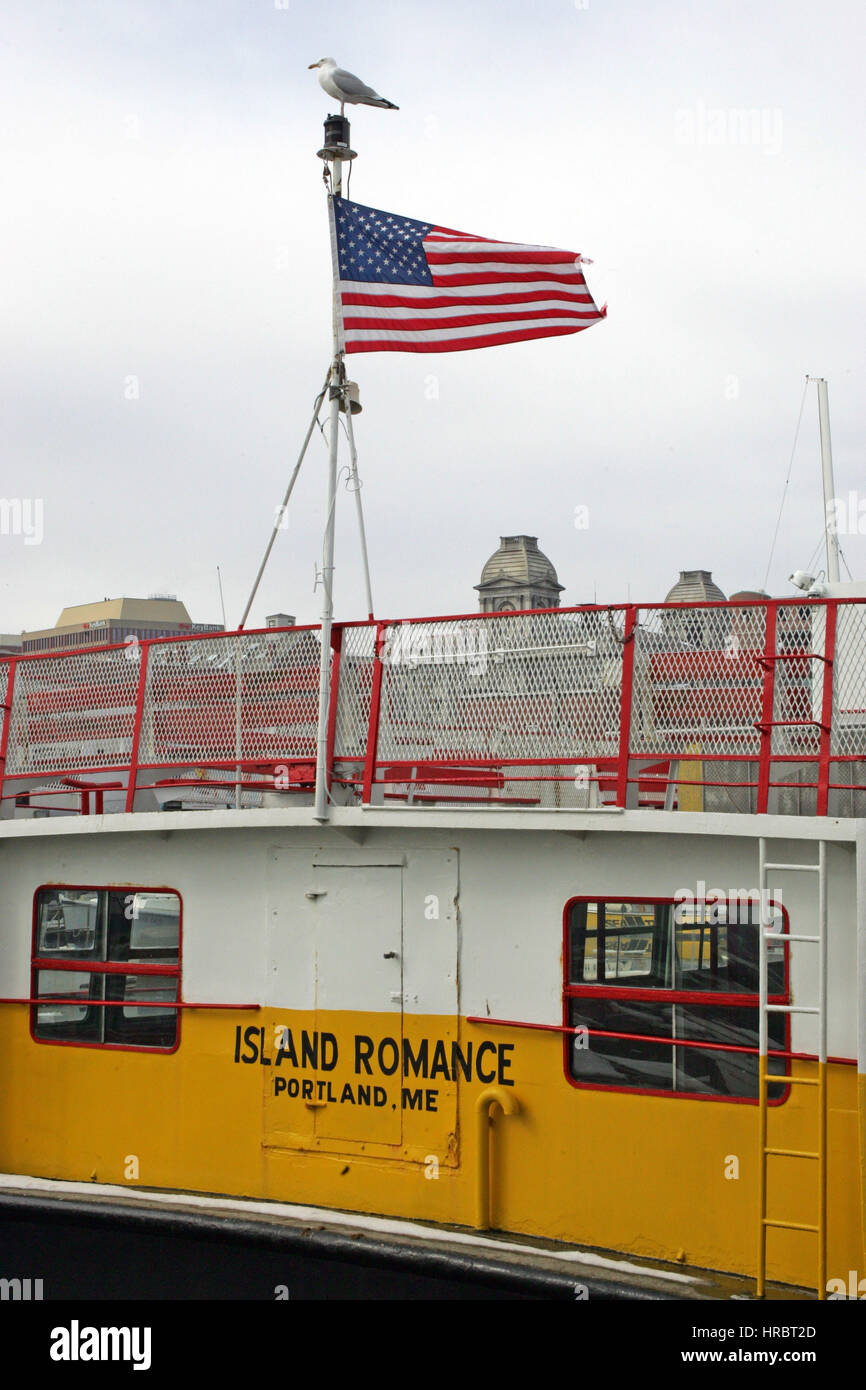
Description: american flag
xmin=330 ymin=197 xmax=606 ymax=355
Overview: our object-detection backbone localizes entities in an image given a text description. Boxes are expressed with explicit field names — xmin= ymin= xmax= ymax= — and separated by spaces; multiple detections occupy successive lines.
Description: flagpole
xmin=313 ymin=356 xmax=340 ymax=822
xmin=314 ymin=115 xmax=355 ymax=821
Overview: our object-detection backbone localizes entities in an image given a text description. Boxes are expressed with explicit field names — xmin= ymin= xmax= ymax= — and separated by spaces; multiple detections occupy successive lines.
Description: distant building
xmin=0 ymin=634 xmax=23 ymax=657
xmin=729 ymin=589 xmax=769 ymax=648
xmin=475 ymin=536 xmax=564 ymax=613
xmin=664 ymin=569 xmax=726 ymax=605
xmin=662 ymin=570 xmax=727 ymax=646
xmin=21 ymin=597 xmax=223 ymax=655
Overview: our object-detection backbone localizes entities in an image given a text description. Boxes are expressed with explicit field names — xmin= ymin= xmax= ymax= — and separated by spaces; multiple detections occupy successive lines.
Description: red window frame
xmin=30 ymin=883 xmax=183 ymax=1054
xmin=562 ymin=895 xmax=791 ymax=1105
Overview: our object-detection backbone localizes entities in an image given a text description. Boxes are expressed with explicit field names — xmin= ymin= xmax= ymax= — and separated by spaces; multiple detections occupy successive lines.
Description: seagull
xmin=308 ymin=58 xmax=398 ymax=114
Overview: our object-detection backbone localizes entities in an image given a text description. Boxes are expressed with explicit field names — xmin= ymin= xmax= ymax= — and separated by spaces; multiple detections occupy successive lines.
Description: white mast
xmin=815 ymin=377 xmax=842 ymax=583
xmin=314 ymin=116 xmax=356 ymax=821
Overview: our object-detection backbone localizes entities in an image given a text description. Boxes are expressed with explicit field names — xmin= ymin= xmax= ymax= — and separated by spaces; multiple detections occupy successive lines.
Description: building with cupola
xmin=474 ymin=536 xmax=564 ymax=613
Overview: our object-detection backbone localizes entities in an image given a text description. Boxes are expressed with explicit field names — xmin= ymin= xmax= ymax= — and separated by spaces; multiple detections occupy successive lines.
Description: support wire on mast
xmin=762 ymin=376 xmax=809 ymax=592
xmin=238 ymin=371 xmax=330 ymax=631
xmin=343 ymin=402 xmax=375 ymax=620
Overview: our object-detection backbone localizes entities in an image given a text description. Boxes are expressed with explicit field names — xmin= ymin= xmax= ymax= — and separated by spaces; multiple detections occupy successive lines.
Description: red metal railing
xmin=1 ymin=598 xmax=864 ymax=819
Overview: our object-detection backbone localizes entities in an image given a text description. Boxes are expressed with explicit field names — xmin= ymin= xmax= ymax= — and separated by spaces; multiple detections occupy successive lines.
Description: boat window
xmin=107 ymin=892 xmax=181 ymax=963
xmin=103 ymin=973 xmax=180 ymax=1048
xmin=565 ymin=896 xmax=789 ymax=1101
xmin=31 ymin=887 xmax=181 ymax=1052
xmin=569 ymin=901 xmax=669 ymax=985
xmin=33 ymin=970 xmax=101 ymax=1043
xmin=36 ymin=890 xmax=102 ymax=959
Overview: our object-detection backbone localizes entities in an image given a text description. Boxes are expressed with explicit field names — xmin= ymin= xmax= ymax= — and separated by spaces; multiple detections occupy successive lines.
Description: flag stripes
xmin=331 ymin=197 xmax=606 ymax=355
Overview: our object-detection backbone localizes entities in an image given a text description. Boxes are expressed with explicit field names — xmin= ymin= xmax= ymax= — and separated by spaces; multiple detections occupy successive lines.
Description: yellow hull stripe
xmin=1 ymin=1004 xmax=862 ymax=1290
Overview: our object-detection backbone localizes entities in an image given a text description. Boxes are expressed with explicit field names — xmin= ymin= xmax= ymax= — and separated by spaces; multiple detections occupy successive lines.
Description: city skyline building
xmin=21 ymin=596 xmax=223 ymax=655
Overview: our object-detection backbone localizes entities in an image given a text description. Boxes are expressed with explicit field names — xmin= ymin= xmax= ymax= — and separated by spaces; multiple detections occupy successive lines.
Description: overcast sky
xmin=3 ymin=0 xmax=864 ymax=633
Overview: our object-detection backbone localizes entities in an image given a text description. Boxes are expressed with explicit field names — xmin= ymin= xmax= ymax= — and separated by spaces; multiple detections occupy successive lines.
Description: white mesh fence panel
xmin=629 ymin=605 xmax=766 ymax=758
xmin=138 ymin=629 xmax=326 ymax=767
xmin=153 ymin=766 xmax=263 ymax=810
xmin=831 ymin=603 xmax=866 ymax=758
xmin=6 ymin=648 xmax=140 ymax=774
xmin=771 ymin=604 xmax=821 ymax=757
xmin=0 ymin=663 xmax=9 ymax=761
xmin=333 ymin=624 xmax=376 ymax=760
xmin=699 ymin=760 xmax=759 ymax=815
xmin=375 ymin=611 xmax=625 ymax=766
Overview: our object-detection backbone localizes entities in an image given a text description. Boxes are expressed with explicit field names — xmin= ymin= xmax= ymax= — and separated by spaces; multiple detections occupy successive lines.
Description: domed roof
xmin=729 ymin=589 xmax=769 ymax=602
xmin=664 ymin=570 xmax=726 ymax=603
xmin=477 ymin=536 xmax=563 ymax=592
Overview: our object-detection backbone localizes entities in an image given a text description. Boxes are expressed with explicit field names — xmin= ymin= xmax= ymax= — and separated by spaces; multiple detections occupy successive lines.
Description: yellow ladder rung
xmin=764 ymin=1147 xmax=820 ymax=1159
xmin=763 ymin=1219 xmax=819 ymax=1233
xmin=761 ymin=1073 xmax=819 ymax=1086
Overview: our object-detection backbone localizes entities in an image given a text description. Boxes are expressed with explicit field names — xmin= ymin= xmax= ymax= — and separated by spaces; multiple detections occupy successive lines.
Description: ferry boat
xmin=1 ymin=111 xmax=863 ymax=1304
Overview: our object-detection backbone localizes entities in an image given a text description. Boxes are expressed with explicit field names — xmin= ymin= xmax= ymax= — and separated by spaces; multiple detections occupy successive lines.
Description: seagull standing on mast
xmin=308 ymin=58 xmax=399 ymax=115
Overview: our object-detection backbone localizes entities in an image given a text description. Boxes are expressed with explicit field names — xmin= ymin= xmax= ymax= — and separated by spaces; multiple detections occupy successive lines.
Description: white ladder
xmin=757 ymin=837 xmax=828 ymax=1298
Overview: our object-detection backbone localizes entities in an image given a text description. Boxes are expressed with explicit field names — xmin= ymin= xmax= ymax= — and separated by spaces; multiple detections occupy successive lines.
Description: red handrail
xmin=0 ymin=659 xmax=17 ymax=822
xmin=125 ymin=642 xmax=150 ymax=813
xmin=324 ymin=623 xmax=343 ymax=802
xmin=756 ymin=602 xmax=778 ymax=814
xmin=1 ymin=598 xmax=861 ymax=818
xmin=466 ymin=1013 xmax=856 ymax=1066
xmin=615 ymin=606 xmax=637 ymax=808
xmin=816 ymin=602 xmax=837 ymax=816
xmin=362 ymin=622 xmax=386 ymax=805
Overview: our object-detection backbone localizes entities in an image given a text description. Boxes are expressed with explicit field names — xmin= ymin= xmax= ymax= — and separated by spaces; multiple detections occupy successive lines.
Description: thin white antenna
xmin=216 ymin=566 xmax=227 ymax=630
xmin=812 ymin=377 xmax=841 ymax=583
xmin=763 ymin=376 xmax=809 ymax=591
